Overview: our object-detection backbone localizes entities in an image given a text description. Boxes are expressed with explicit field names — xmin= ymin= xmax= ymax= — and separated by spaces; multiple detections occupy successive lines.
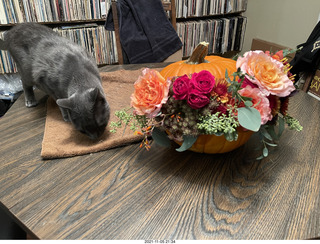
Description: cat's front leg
xmin=58 ymin=107 xmax=70 ymax=122
xmin=23 ymin=85 xmax=38 ymax=107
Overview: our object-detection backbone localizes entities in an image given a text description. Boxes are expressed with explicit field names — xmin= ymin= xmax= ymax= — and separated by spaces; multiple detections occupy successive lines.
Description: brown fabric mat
xmin=41 ymin=69 xmax=153 ymax=159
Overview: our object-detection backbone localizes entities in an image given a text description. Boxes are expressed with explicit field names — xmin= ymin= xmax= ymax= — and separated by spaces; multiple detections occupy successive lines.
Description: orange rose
xmin=131 ymin=68 xmax=171 ymax=118
xmin=237 ymin=51 xmax=295 ymax=97
xmin=265 ymin=50 xmax=284 ymax=61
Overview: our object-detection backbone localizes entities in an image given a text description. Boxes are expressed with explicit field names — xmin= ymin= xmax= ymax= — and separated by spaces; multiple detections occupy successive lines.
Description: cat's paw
xmin=25 ymin=99 xmax=38 ymax=107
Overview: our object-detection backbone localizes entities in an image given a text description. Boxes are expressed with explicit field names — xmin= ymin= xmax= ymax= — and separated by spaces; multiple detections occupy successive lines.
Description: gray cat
xmin=0 ymin=23 xmax=110 ymax=140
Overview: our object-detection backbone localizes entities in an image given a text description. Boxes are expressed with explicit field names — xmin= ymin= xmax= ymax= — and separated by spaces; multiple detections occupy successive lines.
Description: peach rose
xmin=238 ymin=85 xmax=272 ymax=125
xmin=131 ymin=68 xmax=171 ymax=118
xmin=237 ymin=51 xmax=295 ymax=97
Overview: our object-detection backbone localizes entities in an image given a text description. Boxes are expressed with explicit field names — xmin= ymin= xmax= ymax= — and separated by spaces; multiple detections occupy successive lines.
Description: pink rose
xmin=187 ymin=89 xmax=210 ymax=109
xmin=238 ymin=86 xmax=272 ymax=125
xmin=190 ymin=70 xmax=215 ymax=94
xmin=237 ymin=51 xmax=295 ymax=97
xmin=173 ymin=75 xmax=190 ymax=100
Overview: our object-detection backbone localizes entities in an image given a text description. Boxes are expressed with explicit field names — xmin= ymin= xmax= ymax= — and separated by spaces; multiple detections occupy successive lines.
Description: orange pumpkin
xmin=160 ymin=42 xmax=237 ymax=80
xmin=174 ymin=129 xmax=254 ymax=154
xmin=160 ymin=42 xmax=253 ymax=154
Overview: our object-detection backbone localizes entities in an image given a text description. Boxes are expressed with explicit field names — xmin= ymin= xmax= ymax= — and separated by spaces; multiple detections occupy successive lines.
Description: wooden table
xmin=0 ymin=63 xmax=319 ymax=240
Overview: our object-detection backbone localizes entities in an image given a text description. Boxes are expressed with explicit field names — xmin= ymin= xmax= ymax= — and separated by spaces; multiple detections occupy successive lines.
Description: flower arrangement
xmin=110 ymin=47 xmax=302 ymax=159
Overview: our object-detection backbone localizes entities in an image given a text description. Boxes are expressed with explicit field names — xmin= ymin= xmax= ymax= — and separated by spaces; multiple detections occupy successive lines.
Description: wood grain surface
xmin=0 ymin=63 xmax=319 ymax=240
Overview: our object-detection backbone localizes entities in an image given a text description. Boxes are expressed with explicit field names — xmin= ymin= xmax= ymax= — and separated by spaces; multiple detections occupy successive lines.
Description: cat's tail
xmin=0 ymin=39 xmax=7 ymax=50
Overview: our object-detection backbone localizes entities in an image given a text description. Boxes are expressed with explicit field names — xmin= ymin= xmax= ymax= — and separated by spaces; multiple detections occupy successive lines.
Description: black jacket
xmin=290 ymin=21 xmax=320 ymax=79
xmin=105 ymin=0 xmax=182 ymax=64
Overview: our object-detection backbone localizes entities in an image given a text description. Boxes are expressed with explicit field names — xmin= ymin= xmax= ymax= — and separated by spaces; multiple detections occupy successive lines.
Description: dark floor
xmin=0 ymin=99 xmax=12 ymax=117
xmin=0 ymin=207 xmax=26 ymax=240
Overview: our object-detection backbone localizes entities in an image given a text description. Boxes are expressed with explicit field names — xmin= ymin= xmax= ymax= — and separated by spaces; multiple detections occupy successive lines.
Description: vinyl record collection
xmin=53 ymin=25 xmax=118 ymax=66
xmin=175 ymin=0 xmax=247 ymax=18
xmin=0 ymin=32 xmax=17 ymax=73
xmin=177 ymin=16 xmax=247 ymax=57
xmin=0 ymin=25 xmax=117 ymax=73
xmin=0 ymin=0 xmax=109 ymax=24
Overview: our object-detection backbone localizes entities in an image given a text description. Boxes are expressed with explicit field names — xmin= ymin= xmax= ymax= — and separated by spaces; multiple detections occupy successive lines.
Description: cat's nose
xmin=88 ymin=134 xmax=99 ymax=140
xmin=88 ymin=131 xmax=103 ymax=140
xmin=79 ymin=130 xmax=98 ymax=140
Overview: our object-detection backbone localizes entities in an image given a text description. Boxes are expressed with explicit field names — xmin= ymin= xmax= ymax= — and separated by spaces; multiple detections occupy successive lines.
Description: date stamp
xmin=144 ymin=240 xmax=176 ymax=244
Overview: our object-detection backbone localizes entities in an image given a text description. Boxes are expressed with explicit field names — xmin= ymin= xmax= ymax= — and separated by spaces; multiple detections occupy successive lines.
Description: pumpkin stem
xmin=185 ymin=41 xmax=209 ymax=64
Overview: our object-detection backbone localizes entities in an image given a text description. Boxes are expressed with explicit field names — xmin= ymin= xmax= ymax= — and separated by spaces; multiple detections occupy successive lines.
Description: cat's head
xmin=56 ymin=88 xmax=110 ymax=140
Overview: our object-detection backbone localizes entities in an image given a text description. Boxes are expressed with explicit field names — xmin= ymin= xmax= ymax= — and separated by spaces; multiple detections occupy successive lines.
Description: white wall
xmin=242 ymin=0 xmax=320 ymax=52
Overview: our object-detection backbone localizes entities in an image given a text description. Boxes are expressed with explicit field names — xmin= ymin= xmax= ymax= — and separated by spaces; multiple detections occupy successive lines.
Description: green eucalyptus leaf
xmin=152 ymin=128 xmax=171 ymax=147
xmin=176 ymin=135 xmax=198 ymax=152
xmin=232 ymin=54 xmax=239 ymax=61
xmin=232 ymin=73 xmax=238 ymax=81
xmin=265 ymin=125 xmax=279 ymax=141
xmin=256 ymin=155 xmax=264 ymax=160
xmin=265 ymin=141 xmax=278 ymax=147
xmin=253 ymin=99 xmax=261 ymax=108
xmin=237 ymin=107 xmax=261 ymax=132
xmin=244 ymin=100 xmax=253 ymax=107
xmin=263 ymin=147 xmax=269 ymax=157
xmin=260 ymin=126 xmax=273 ymax=141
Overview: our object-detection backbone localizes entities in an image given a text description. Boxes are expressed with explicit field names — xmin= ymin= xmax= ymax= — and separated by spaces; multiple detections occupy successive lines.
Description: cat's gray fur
xmin=0 ymin=23 xmax=110 ymax=140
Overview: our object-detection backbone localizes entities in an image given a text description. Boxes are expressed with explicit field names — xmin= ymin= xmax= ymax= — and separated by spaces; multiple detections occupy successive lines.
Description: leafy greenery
xmin=256 ymin=114 xmax=303 ymax=160
xmin=237 ymin=107 xmax=261 ymax=132
xmin=284 ymin=115 xmax=303 ymax=131
xmin=109 ymin=108 xmax=148 ymax=134
xmin=176 ymin=135 xmax=198 ymax=152
xmin=151 ymin=127 xmax=172 ymax=147
xmin=197 ymin=109 xmax=239 ymax=141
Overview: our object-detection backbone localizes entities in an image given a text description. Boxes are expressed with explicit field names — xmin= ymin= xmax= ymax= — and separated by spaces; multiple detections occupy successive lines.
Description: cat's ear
xmin=56 ymin=97 xmax=73 ymax=109
xmin=88 ymin=87 xmax=99 ymax=102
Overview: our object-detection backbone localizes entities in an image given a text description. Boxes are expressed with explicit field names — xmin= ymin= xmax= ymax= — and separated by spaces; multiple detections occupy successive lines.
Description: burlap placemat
xmin=41 ymin=69 xmax=151 ymax=159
